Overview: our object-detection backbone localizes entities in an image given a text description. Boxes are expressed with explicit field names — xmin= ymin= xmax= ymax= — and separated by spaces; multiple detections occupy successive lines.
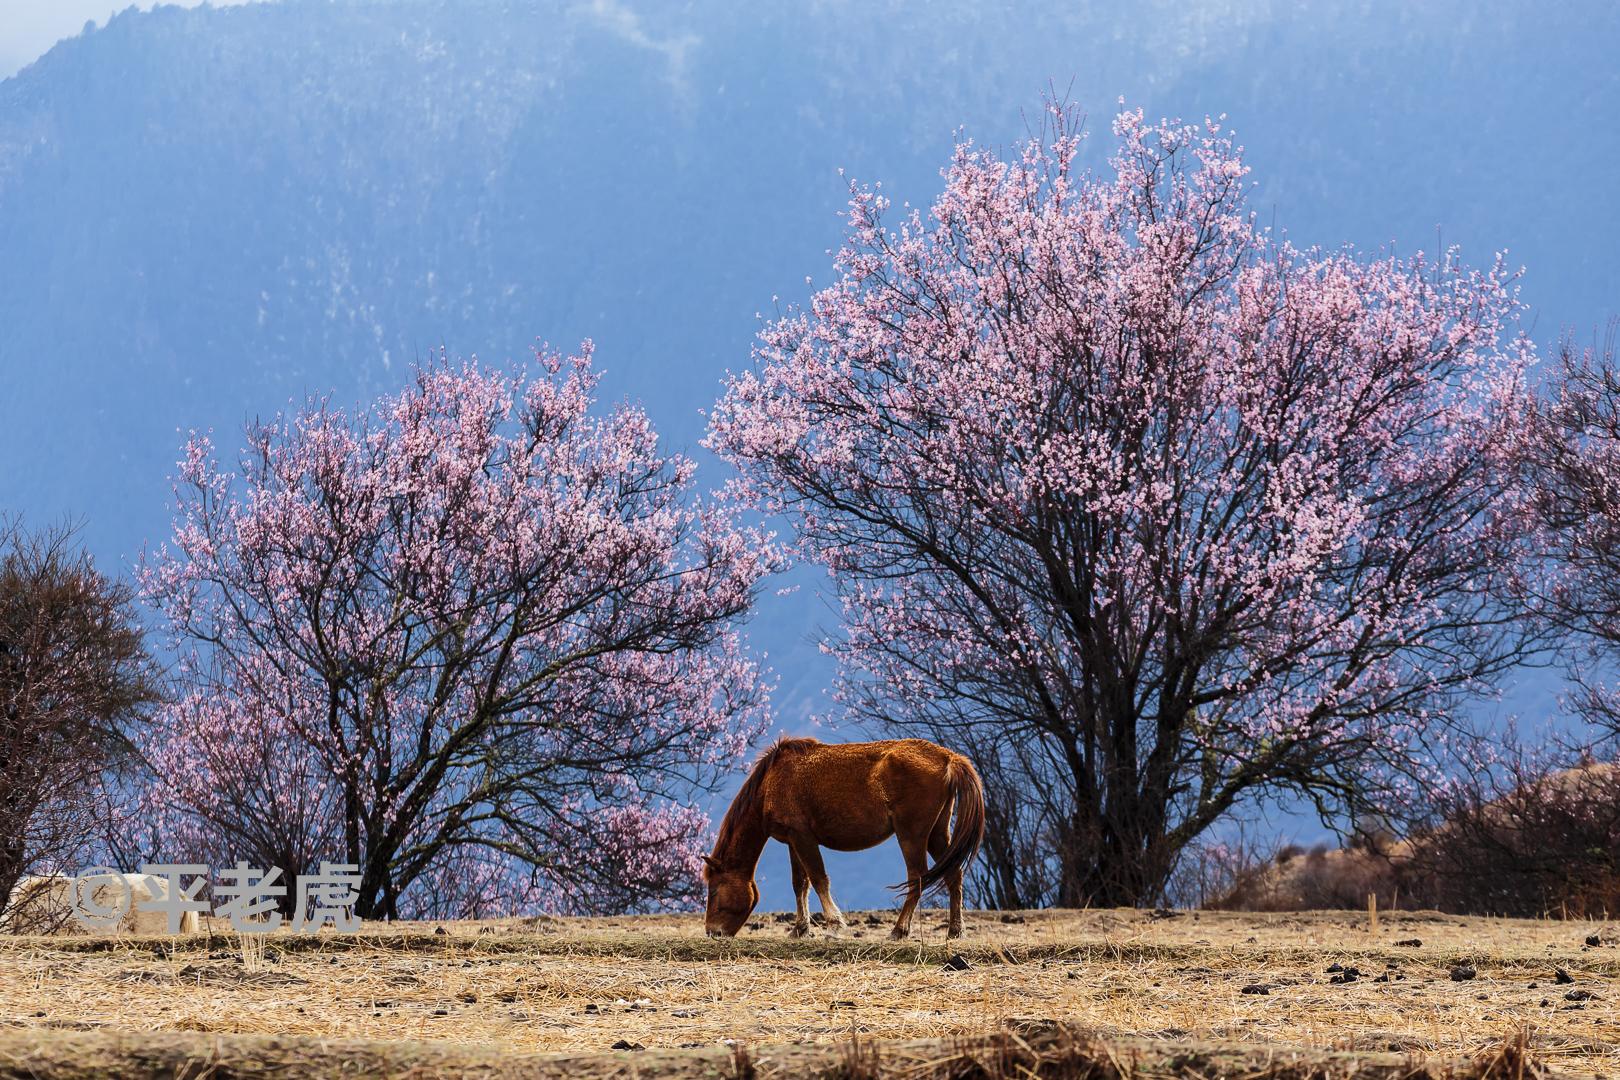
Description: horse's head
xmin=702 ymin=856 xmax=758 ymax=937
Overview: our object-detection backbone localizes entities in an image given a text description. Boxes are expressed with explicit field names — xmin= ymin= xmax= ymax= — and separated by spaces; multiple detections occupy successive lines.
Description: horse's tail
xmin=917 ymin=754 xmax=986 ymax=894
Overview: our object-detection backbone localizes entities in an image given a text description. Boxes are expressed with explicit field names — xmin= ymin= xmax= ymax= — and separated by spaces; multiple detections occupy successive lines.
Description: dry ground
xmin=0 ymin=908 xmax=1614 ymax=1077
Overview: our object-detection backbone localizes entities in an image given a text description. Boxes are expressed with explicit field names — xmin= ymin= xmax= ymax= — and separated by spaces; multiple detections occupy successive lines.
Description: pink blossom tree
xmin=709 ymin=105 xmax=1544 ymax=907
xmin=142 ymin=345 xmax=775 ymax=918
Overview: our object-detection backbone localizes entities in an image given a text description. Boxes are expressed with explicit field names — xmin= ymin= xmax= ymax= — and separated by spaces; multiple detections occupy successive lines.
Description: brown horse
xmin=703 ymin=738 xmax=985 ymax=940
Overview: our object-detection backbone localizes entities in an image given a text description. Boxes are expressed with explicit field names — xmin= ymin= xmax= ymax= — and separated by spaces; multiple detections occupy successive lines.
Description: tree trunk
xmin=0 ymin=832 xmax=24 ymax=920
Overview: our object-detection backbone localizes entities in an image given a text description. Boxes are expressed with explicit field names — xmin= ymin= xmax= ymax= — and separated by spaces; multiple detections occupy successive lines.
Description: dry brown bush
xmin=1214 ymin=762 xmax=1620 ymax=916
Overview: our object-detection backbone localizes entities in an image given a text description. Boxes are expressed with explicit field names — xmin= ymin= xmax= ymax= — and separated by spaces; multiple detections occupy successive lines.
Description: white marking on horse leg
xmin=815 ymin=883 xmax=846 ymax=928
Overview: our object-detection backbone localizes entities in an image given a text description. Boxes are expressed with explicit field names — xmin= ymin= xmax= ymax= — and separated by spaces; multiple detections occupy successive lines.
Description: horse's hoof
xmin=888 ymin=927 xmax=910 ymax=941
xmin=789 ymin=923 xmax=810 ymax=939
xmin=946 ymin=927 xmax=963 ymax=940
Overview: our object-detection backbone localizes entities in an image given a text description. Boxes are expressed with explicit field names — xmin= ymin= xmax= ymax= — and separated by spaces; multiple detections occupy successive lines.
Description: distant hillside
xmin=2 ymin=0 xmax=1617 ymax=906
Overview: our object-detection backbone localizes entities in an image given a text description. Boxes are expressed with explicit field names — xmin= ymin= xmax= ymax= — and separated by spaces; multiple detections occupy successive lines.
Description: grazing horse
xmin=703 ymin=737 xmax=985 ymax=940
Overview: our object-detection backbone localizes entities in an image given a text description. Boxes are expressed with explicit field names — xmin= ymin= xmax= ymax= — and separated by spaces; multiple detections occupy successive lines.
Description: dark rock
xmin=1000 ymin=913 xmax=1027 ymax=924
xmin=1565 ymin=989 xmax=1599 ymax=1001
xmin=942 ymin=954 xmax=971 ymax=971
xmin=496 ymin=991 xmax=517 ymax=1003
xmin=432 ymin=1007 xmax=448 ymax=1016
xmin=1585 ymin=934 xmax=1602 ymax=946
xmin=459 ymin=992 xmax=476 ymax=1003
xmin=1394 ymin=938 xmax=1422 ymax=947
xmin=1325 ymin=963 xmax=1344 ymax=973
xmin=1449 ymin=965 xmax=1477 ymax=981
xmin=1240 ymin=984 xmax=1270 ymax=995
xmin=831 ymin=1000 xmax=857 ymax=1008
xmin=1555 ymin=967 xmax=1574 ymax=985
xmin=434 ymin=926 xmax=448 ymax=935
xmin=1149 ymin=908 xmax=1182 ymax=920
xmin=611 ymin=1040 xmax=644 ymax=1051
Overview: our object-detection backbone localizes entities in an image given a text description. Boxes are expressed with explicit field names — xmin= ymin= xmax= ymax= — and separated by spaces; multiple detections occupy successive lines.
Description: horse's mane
xmin=712 ymin=737 xmax=812 ymax=859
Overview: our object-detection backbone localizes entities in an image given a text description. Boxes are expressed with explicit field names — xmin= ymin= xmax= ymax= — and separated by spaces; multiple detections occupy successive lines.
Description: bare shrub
xmin=1214 ymin=759 xmax=1620 ymax=917
xmin=1415 ymin=759 xmax=1620 ymax=917
xmin=1163 ymin=829 xmax=1282 ymax=910
xmin=0 ymin=518 xmax=156 ymax=927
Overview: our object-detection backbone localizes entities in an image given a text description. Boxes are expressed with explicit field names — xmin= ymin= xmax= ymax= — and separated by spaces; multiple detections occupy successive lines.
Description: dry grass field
xmin=0 ymin=907 xmax=1614 ymax=1078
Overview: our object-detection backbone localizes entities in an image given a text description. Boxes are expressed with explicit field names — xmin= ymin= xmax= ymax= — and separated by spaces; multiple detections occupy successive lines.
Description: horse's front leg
xmin=788 ymin=846 xmax=811 ymax=938
xmin=793 ymin=841 xmax=846 ymax=931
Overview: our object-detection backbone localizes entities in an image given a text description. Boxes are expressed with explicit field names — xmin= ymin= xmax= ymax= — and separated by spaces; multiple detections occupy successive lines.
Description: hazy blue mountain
xmin=2 ymin=0 xmax=1617 ymax=909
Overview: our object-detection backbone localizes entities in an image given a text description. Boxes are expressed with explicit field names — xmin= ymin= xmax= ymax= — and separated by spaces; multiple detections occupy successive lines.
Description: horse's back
xmin=778 ymin=737 xmax=957 ymax=788
xmin=763 ymin=738 xmax=959 ymax=849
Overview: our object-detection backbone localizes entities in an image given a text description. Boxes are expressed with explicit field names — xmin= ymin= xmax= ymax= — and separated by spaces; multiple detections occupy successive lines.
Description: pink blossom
xmin=140 ymin=345 xmax=778 ymax=917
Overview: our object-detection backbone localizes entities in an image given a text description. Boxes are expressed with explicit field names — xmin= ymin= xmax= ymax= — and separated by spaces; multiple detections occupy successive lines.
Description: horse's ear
xmin=702 ymin=855 xmax=719 ymax=871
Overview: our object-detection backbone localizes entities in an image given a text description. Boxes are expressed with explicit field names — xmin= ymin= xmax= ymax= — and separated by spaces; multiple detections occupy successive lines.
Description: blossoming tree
xmin=709 ymin=106 xmax=1543 ymax=907
xmin=143 ymin=345 xmax=775 ymax=917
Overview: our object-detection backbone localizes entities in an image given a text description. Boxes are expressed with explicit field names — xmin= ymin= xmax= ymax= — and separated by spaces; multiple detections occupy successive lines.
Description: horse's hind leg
xmin=890 ymin=832 xmax=929 ymax=940
xmin=791 ymin=841 xmax=846 ymax=930
xmin=927 ymin=816 xmax=964 ymax=940
xmin=788 ymin=847 xmax=811 ymax=938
